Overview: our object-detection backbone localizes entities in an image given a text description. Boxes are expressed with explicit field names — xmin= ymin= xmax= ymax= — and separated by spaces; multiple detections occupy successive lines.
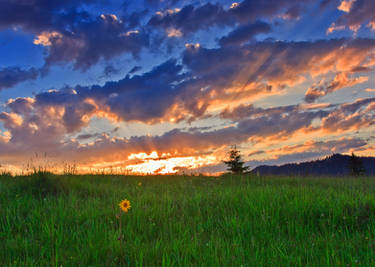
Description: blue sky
xmin=0 ymin=0 xmax=375 ymax=174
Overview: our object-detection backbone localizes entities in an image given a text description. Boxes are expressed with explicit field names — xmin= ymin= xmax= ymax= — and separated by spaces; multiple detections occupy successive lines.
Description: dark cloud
xmin=6 ymin=98 xmax=34 ymax=114
xmin=319 ymin=0 xmax=338 ymax=9
xmin=0 ymin=0 xmax=337 ymax=76
xmin=229 ymin=0 xmax=308 ymax=22
xmin=145 ymin=0 xmax=181 ymax=8
xmin=0 ymin=1 xmax=150 ymax=71
xmin=148 ymin=3 xmax=231 ymax=36
xmin=0 ymin=0 xmax=95 ymax=32
xmin=128 ymin=66 xmax=142 ymax=74
xmin=350 ymin=66 xmax=373 ymax=72
xmin=148 ymin=0 xmax=327 ymax=37
xmin=333 ymin=0 xmax=375 ymax=31
xmin=183 ymin=39 xmax=348 ymax=82
xmin=42 ymin=14 xmax=149 ymax=70
xmin=102 ymin=65 xmax=120 ymax=78
xmin=77 ymin=133 xmax=101 ymax=140
xmin=98 ymin=59 xmax=186 ymax=122
xmin=248 ymin=150 xmax=265 ymax=157
xmin=32 ymin=59 xmax=186 ymax=126
xmin=111 ymin=127 xmax=120 ymax=133
xmin=218 ymin=21 xmax=272 ymax=47
xmin=0 ymin=67 xmax=39 ymax=91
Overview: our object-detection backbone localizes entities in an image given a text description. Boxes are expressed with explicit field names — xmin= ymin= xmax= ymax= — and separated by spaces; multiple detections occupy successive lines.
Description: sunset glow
xmin=125 ymin=152 xmax=218 ymax=174
xmin=126 ymin=156 xmax=218 ymax=174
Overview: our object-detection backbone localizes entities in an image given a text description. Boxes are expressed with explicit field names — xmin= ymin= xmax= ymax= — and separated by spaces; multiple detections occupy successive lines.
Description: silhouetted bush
xmin=14 ymin=171 xmax=67 ymax=198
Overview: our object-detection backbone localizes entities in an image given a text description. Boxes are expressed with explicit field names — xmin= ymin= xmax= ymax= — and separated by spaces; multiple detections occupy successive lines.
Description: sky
xmin=0 ymin=0 xmax=375 ymax=175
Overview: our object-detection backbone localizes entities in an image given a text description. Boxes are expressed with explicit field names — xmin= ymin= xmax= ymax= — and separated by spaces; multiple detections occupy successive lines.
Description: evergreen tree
xmin=348 ymin=152 xmax=366 ymax=176
xmin=224 ymin=146 xmax=249 ymax=174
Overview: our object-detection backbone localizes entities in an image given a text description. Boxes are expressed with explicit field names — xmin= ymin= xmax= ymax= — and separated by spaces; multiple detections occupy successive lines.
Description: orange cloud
xmin=33 ymin=31 xmax=63 ymax=46
xmin=338 ymin=0 xmax=355 ymax=13
xmin=305 ymin=72 xmax=369 ymax=102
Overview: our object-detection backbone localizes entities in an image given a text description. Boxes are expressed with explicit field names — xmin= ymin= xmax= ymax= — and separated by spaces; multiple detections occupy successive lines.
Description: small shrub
xmin=14 ymin=171 xmax=67 ymax=198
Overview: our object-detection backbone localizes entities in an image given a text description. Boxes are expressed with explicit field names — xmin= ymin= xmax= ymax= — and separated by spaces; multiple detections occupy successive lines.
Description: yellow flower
xmin=119 ymin=199 xmax=131 ymax=213
xmin=138 ymin=182 xmax=142 ymax=186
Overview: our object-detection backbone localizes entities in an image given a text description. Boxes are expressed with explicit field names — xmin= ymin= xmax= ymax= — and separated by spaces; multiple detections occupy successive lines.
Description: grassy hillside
xmin=1 ymin=173 xmax=375 ymax=266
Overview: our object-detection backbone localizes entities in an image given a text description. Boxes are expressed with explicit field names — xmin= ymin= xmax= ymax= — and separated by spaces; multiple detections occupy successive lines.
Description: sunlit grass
xmin=1 ymin=173 xmax=375 ymax=266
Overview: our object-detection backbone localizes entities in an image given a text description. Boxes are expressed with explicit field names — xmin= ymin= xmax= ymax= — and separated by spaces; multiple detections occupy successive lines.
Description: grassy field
xmin=1 ymin=173 xmax=375 ymax=266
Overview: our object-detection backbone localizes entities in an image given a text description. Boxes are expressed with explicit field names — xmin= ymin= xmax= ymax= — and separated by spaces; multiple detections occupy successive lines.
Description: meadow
xmin=1 ymin=173 xmax=375 ymax=266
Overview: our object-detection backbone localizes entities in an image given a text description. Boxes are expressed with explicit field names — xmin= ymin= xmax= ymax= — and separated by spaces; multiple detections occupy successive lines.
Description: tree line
xmin=224 ymin=146 xmax=367 ymax=176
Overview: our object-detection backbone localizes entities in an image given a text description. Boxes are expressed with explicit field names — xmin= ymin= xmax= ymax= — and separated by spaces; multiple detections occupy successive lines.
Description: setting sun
xmin=126 ymin=151 xmax=218 ymax=174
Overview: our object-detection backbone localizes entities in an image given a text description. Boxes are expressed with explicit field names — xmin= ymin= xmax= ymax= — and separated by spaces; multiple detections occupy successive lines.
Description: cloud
xmin=229 ymin=0 xmax=311 ymax=22
xmin=268 ymin=138 xmax=367 ymax=155
xmin=3 ymin=38 xmax=374 ymax=131
xmin=0 ymin=90 xmax=374 ymax=171
xmin=2 ymin=1 xmax=375 ymax=173
xmin=337 ymin=0 xmax=355 ymax=12
xmin=182 ymin=38 xmax=375 ymax=111
xmin=33 ymin=31 xmax=63 ymax=46
xmin=0 ymin=67 xmax=39 ymax=91
xmin=128 ymin=66 xmax=142 ymax=74
xmin=40 ymin=15 xmax=150 ymax=70
xmin=0 ymin=0 xmax=94 ymax=32
xmin=329 ymin=0 xmax=375 ymax=33
xmin=148 ymin=3 xmax=231 ymax=36
xmin=321 ymin=97 xmax=375 ymax=132
xmin=220 ymin=104 xmax=297 ymax=121
xmin=247 ymin=137 xmax=368 ymax=166
xmin=218 ymin=21 xmax=272 ymax=46
xmin=1 ymin=36 xmax=375 ymax=169
xmin=101 ymin=65 xmax=120 ymax=78
xmin=0 ymin=1 xmax=150 ymax=70
xmin=145 ymin=0 xmax=180 ymax=8
xmin=76 ymin=132 xmax=102 ymax=140
xmin=304 ymin=72 xmax=369 ymax=102
xmin=220 ymin=104 xmax=328 ymax=140
xmin=31 ymin=59 xmax=187 ymax=126
xmin=148 ymin=0 xmax=318 ymax=37
xmin=220 ymin=97 xmax=375 ymax=138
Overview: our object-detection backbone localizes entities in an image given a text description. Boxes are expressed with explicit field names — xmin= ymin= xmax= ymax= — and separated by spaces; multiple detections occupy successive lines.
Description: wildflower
xmin=119 ymin=199 xmax=131 ymax=213
xmin=138 ymin=182 xmax=142 ymax=186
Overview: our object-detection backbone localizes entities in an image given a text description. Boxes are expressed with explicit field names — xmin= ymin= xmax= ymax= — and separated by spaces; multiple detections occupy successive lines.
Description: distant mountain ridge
xmin=251 ymin=154 xmax=375 ymax=176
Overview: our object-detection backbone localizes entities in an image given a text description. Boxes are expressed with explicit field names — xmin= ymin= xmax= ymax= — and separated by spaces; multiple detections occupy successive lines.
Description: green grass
xmin=1 ymin=173 xmax=375 ymax=266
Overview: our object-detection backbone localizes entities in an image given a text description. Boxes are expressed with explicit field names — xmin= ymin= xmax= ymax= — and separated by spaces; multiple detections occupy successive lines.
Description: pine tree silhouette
xmin=224 ymin=146 xmax=249 ymax=174
xmin=348 ymin=152 xmax=366 ymax=176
